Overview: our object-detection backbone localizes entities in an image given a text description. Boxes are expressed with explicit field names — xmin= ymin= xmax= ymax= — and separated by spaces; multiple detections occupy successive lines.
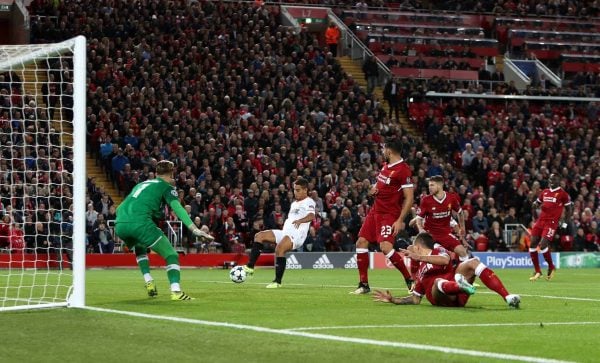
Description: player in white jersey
xmin=243 ymin=177 xmax=316 ymax=288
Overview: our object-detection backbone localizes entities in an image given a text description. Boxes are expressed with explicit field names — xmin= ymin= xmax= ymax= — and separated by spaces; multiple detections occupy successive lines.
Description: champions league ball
xmin=229 ymin=266 xmax=247 ymax=283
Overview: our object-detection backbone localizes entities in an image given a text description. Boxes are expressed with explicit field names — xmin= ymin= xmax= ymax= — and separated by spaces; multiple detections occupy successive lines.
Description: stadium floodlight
xmin=0 ymin=36 xmax=86 ymax=311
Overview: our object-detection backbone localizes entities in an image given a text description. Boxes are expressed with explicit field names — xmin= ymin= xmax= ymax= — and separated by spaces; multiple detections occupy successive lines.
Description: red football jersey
xmin=537 ymin=187 xmax=571 ymax=222
xmin=413 ymin=247 xmax=454 ymax=298
xmin=417 ymin=192 xmax=462 ymax=236
xmin=372 ymin=159 xmax=413 ymax=215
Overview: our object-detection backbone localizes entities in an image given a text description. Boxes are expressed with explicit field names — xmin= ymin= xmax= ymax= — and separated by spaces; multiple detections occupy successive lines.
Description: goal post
xmin=0 ymin=36 xmax=86 ymax=311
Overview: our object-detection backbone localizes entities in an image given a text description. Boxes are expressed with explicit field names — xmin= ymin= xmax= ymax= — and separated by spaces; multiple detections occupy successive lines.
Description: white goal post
xmin=0 ymin=36 xmax=86 ymax=311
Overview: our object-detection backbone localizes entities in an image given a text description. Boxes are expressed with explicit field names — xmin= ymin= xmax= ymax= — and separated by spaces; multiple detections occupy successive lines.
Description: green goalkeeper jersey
xmin=116 ymin=177 xmax=193 ymax=228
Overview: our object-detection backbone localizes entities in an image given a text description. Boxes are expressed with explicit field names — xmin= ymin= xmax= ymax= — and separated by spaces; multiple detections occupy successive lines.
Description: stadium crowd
xmin=1 ymin=0 xmax=597 ymax=254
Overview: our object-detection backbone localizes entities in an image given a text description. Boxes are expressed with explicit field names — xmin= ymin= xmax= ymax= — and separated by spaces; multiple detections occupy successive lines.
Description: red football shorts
xmin=358 ymin=212 xmax=398 ymax=243
xmin=431 ymin=232 xmax=462 ymax=252
xmin=531 ymin=219 xmax=558 ymax=241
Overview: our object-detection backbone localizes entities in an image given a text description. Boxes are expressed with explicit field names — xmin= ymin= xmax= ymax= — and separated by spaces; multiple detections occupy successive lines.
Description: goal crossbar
xmin=0 ymin=36 xmax=85 ymax=71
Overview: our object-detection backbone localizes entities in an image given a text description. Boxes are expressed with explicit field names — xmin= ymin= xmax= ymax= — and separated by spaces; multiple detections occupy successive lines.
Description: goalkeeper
xmin=115 ymin=160 xmax=213 ymax=301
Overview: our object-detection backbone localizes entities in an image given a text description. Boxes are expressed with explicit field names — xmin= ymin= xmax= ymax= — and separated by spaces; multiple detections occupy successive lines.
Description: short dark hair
xmin=294 ymin=177 xmax=309 ymax=189
xmin=384 ymin=138 xmax=404 ymax=155
xmin=429 ymin=175 xmax=444 ymax=184
xmin=414 ymin=232 xmax=435 ymax=249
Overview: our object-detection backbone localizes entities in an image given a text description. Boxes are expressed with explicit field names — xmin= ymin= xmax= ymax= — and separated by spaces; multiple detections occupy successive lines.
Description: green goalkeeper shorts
xmin=115 ymin=221 xmax=165 ymax=250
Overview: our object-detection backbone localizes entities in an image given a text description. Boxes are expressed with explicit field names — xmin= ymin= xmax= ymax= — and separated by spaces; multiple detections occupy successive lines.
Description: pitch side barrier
xmin=281 ymin=252 xmax=600 ymax=270
xmin=2 ymin=252 xmax=598 ymax=269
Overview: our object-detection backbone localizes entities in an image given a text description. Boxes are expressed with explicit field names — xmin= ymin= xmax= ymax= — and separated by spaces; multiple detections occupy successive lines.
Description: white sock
xmin=474 ymin=262 xmax=487 ymax=277
xmin=459 ymin=254 xmax=469 ymax=262
xmin=143 ymin=273 xmax=153 ymax=283
xmin=170 ymin=283 xmax=181 ymax=292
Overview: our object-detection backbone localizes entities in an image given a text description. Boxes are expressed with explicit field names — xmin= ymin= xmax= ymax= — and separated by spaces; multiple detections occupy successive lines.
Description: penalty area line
xmin=83 ymin=306 xmax=573 ymax=363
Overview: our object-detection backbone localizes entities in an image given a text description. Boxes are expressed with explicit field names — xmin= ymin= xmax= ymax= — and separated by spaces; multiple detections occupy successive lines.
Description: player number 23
xmin=380 ymin=225 xmax=392 ymax=238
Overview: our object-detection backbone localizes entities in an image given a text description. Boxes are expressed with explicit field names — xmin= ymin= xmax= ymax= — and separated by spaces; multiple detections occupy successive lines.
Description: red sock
xmin=410 ymin=258 xmax=419 ymax=279
xmin=388 ymin=251 xmax=411 ymax=280
xmin=440 ymin=281 xmax=461 ymax=294
xmin=357 ymin=251 xmax=369 ymax=284
xmin=542 ymin=248 xmax=555 ymax=270
xmin=529 ymin=249 xmax=541 ymax=273
xmin=478 ymin=267 xmax=509 ymax=299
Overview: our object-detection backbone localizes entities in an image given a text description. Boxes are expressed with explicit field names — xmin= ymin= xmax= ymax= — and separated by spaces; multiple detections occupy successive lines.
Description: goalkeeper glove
xmin=191 ymin=226 xmax=214 ymax=241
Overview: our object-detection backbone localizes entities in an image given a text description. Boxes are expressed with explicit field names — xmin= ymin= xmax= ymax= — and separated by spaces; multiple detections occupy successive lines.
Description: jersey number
xmin=380 ymin=225 xmax=392 ymax=238
xmin=132 ymin=183 xmax=151 ymax=198
xmin=545 ymin=228 xmax=555 ymax=239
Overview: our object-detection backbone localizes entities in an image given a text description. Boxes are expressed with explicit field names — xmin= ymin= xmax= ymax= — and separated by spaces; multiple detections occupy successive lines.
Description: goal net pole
xmin=0 ymin=36 xmax=86 ymax=311
xmin=70 ymin=35 xmax=86 ymax=308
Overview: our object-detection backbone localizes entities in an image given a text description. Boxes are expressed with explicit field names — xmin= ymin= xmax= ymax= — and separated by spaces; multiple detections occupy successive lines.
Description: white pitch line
xmin=287 ymin=321 xmax=600 ymax=331
xmin=83 ymin=306 xmax=573 ymax=363
xmin=515 ymin=294 xmax=600 ymax=302
xmin=198 ymin=280 xmax=600 ymax=303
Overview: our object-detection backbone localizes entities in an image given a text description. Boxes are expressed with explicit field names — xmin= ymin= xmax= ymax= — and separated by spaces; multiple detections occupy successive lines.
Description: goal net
xmin=0 ymin=36 xmax=86 ymax=311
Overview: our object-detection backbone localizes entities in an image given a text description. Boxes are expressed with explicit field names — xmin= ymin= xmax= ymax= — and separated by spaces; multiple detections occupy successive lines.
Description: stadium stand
xmin=14 ymin=0 xmax=599 ymax=253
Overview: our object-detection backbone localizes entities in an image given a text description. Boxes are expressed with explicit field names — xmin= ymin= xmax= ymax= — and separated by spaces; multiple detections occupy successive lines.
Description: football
xmin=229 ymin=266 xmax=247 ymax=283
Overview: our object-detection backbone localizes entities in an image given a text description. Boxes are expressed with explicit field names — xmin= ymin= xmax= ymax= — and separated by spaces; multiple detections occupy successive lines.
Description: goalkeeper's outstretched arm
xmin=168 ymin=199 xmax=214 ymax=241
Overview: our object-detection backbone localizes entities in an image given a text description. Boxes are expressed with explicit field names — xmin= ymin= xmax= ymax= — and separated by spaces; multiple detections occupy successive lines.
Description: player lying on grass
xmin=115 ymin=160 xmax=214 ymax=301
xmin=373 ymin=232 xmax=520 ymax=308
xmin=243 ymin=177 xmax=315 ymax=288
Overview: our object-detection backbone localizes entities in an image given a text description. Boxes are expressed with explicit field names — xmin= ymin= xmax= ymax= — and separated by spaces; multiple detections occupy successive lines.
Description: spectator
xmin=472 ymin=210 xmax=489 ymax=235
xmin=325 ymin=23 xmax=341 ymax=57
xmin=574 ymin=227 xmax=587 ymax=251
xmin=362 ymin=55 xmax=379 ymax=94
xmin=384 ymin=78 xmax=402 ymax=121
xmin=314 ymin=219 xmax=334 ymax=252
xmin=487 ymin=221 xmax=508 ymax=251
xmin=461 ymin=143 xmax=475 ymax=169
xmin=85 ymin=203 xmax=98 ymax=234
xmin=92 ymin=222 xmax=114 ymax=254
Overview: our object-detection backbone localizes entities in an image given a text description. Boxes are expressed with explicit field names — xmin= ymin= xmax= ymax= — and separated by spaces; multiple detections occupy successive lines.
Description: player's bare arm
xmin=373 ymin=290 xmax=421 ymax=305
xmin=393 ymin=186 xmax=414 ymax=236
xmin=399 ymin=247 xmax=450 ymax=266
xmin=455 ymin=209 xmax=466 ymax=240
xmin=415 ymin=215 xmax=426 ymax=233
xmin=167 ymin=198 xmax=214 ymax=240
xmin=368 ymin=184 xmax=378 ymax=196
xmin=531 ymin=199 xmax=540 ymax=220
xmin=292 ymin=213 xmax=315 ymax=229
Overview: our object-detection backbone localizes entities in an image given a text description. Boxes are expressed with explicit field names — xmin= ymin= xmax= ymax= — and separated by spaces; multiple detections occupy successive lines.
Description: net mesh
xmin=0 ymin=43 xmax=76 ymax=309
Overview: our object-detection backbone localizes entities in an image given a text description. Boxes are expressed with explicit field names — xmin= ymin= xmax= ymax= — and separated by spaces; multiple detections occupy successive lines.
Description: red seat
xmin=560 ymin=235 xmax=573 ymax=251
xmin=475 ymin=235 xmax=489 ymax=251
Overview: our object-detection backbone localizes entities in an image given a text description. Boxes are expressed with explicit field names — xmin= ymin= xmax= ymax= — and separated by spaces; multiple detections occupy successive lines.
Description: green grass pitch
xmin=1 ymin=268 xmax=599 ymax=363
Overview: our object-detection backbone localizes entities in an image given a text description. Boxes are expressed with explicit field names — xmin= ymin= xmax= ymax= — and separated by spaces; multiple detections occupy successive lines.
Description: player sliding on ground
xmin=115 ymin=160 xmax=214 ymax=301
xmin=243 ymin=177 xmax=315 ymax=288
xmin=373 ymin=232 xmax=520 ymax=308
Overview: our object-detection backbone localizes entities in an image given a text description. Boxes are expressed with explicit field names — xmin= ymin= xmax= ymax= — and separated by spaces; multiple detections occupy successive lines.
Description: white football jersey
xmin=283 ymin=197 xmax=316 ymax=235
